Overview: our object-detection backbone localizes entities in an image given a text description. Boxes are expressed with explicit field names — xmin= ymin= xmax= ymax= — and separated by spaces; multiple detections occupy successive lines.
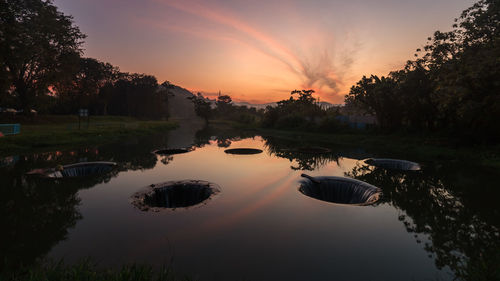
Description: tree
xmin=345 ymin=0 xmax=500 ymax=139
xmin=215 ymin=94 xmax=233 ymax=116
xmin=418 ymin=0 xmax=500 ymax=140
xmin=216 ymin=94 xmax=232 ymax=105
xmin=191 ymin=93 xmax=212 ymax=123
xmin=106 ymin=74 xmax=168 ymax=119
xmin=262 ymin=89 xmax=327 ymax=130
xmin=53 ymin=57 xmax=118 ymax=114
xmin=291 ymin=89 xmax=316 ymax=103
xmin=0 ymin=0 xmax=86 ymax=113
xmin=345 ymin=75 xmax=402 ymax=130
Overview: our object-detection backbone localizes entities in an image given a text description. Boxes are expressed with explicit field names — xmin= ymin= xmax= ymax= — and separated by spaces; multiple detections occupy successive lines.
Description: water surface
xmin=1 ymin=127 xmax=498 ymax=281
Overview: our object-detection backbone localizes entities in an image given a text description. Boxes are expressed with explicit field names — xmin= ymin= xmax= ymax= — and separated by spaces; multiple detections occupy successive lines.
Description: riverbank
xmin=208 ymin=119 xmax=500 ymax=168
xmin=0 ymin=115 xmax=177 ymax=156
xmin=2 ymin=260 xmax=189 ymax=281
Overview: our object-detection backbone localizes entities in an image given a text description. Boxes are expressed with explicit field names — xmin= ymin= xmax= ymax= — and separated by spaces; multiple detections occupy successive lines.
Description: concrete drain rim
xmin=299 ymin=174 xmax=382 ymax=206
xmin=27 ymin=161 xmax=117 ymax=178
xmin=131 ymin=180 xmax=221 ymax=211
xmin=364 ymin=158 xmax=421 ymax=171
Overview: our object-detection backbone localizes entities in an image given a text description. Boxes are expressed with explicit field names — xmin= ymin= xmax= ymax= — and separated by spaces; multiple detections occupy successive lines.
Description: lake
xmin=1 ymin=126 xmax=499 ymax=281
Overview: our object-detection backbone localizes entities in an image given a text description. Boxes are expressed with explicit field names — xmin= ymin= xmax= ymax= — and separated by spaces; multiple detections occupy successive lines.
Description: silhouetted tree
xmin=0 ymin=0 xmax=86 ymax=113
xmin=345 ymin=0 xmax=500 ymax=141
xmin=107 ymin=74 xmax=168 ymax=119
xmin=262 ymin=89 xmax=338 ymax=131
xmin=190 ymin=92 xmax=212 ymax=122
xmin=53 ymin=57 xmax=119 ymax=114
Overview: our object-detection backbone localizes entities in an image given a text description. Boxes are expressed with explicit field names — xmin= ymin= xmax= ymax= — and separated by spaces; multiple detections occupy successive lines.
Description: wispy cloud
xmin=147 ymin=0 xmax=355 ymax=100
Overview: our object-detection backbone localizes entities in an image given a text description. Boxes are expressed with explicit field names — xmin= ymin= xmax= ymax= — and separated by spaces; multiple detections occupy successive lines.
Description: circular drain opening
xmin=299 ymin=174 xmax=381 ymax=206
xmin=364 ymin=158 xmax=421 ymax=171
xmin=153 ymin=148 xmax=190 ymax=155
xmin=224 ymin=148 xmax=263 ymax=155
xmin=27 ymin=162 xmax=117 ymax=178
xmin=131 ymin=180 xmax=220 ymax=211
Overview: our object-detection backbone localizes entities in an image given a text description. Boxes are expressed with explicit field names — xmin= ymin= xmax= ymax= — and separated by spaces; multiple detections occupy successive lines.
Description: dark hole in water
xmin=299 ymin=174 xmax=381 ymax=205
xmin=131 ymin=180 xmax=220 ymax=211
xmin=28 ymin=162 xmax=117 ymax=178
xmin=224 ymin=148 xmax=263 ymax=155
xmin=364 ymin=158 xmax=421 ymax=171
xmin=296 ymin=147 xmax=332 ymax=154
xmin=154 ymin=148 xmax=190 ymax=155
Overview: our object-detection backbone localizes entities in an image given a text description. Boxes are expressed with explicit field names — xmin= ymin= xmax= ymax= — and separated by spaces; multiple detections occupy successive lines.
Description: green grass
xmin=0 ymin=115 xmax=177 ymax=156
xmin=1 ymin=260 xmax=194 ymax=281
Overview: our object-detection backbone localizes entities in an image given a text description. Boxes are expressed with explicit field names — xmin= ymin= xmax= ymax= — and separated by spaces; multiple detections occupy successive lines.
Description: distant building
xmin=336 ymin=105 xmax=377 ymax=129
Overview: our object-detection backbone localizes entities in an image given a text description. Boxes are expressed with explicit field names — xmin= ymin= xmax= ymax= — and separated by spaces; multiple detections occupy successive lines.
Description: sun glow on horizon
xmin=54 ymin=0 xmax=476 ymax=104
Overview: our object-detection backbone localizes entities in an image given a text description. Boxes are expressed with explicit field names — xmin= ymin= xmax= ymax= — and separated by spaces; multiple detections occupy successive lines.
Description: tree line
xmin=0 ymin=0 xmax=169 ymax=119
xmin=192 ymin=89 xmax=345 ymax=132
xmin=345 ymin=0 xmax=500 ymax=142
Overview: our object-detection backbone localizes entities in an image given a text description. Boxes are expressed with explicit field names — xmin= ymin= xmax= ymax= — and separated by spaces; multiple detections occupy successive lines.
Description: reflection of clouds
xmin=134 ymin=169 xmax=296 ymax=256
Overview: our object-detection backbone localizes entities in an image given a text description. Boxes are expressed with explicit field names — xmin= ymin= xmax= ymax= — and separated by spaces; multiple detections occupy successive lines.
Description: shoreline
xmin=0 ymin=115 xmax=177 ymax=156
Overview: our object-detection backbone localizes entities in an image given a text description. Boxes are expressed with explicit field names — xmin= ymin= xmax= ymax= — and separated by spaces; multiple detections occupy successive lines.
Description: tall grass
xmin=2 ymin=260 xmax=194 ymax=281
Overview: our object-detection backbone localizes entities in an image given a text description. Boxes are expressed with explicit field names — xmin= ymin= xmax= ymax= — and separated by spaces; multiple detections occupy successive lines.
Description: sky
xmin=53 ymin=0 xmax=475 ymax=104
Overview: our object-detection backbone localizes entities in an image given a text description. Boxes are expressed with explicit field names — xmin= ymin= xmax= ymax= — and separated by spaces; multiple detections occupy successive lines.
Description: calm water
xmin=1 ymin=126 xmax=499 ymax=281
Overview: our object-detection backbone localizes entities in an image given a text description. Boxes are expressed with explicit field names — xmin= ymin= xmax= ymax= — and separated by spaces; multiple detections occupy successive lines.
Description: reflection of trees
xmin=96 ymin=134 xmax=169 ymax=171
xmin=0 ymin=158 xmax=82 ymax=274
xmin=217 ymin=138 xmax=232 ymax=148
xmin=0 ymin=133 xmax=176 ymax=275
xmin=160 ymin=155 xmax=174 ymax=165
xmin=263 ymin=136 xmax=340 ymax=171
xmin=346 ymin=163 xmax=500 ymax=280
xmin=194 ymin=126 xmax=255 ymax=149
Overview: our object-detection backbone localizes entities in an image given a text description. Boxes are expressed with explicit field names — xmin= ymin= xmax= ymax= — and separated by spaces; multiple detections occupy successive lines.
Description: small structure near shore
xmin=300 ymin=174 xmax=381 ymax=206
xmin=131 ymin=180 xmax=220 ymax=211
xmin=27 ymin=161 xmax=117 ymax=178
xmin=364 ymin=158 xmax=421 ymax=171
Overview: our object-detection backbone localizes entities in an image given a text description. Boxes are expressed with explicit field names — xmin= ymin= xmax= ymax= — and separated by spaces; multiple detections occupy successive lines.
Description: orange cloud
xmin=148 ymin=0 xmax=351 ymax=102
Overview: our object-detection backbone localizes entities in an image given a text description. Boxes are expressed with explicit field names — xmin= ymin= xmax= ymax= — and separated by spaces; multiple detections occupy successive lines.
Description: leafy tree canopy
xmin=0 ymin=0 xmax=86 ymax=112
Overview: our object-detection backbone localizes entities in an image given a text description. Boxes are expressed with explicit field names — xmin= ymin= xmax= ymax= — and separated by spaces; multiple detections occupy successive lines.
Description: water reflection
xmin=0 ymin=133 xmax=173 ymax=272
xmin=0 ymin=157 xmax=82 ymax=273
xmin=263 ymin=136 xmax=341 ymax=170
xmin=2 ymin=125 xmax=499 ymax=281
xmin=346 ymin=163 xmax=500 ymax=280
xmin=194 ymin=126 xmax=255 ymax=149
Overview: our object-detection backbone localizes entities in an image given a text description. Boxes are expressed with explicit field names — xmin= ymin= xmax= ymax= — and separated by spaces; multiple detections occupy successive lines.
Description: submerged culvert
xmin=299 ymin=174 xmax=381 ymax=206
xmin=224 ymin=148 xmax=263 ymax=155
xmin=131 ymin=180 xmax=220 ymax=211
xmin=364 ymin=158 xmax=421 ymax=171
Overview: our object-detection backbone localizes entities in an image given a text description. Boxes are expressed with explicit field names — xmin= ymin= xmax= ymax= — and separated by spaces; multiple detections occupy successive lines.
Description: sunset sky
xmin=53 ymin=0 xmax=475 ymax=104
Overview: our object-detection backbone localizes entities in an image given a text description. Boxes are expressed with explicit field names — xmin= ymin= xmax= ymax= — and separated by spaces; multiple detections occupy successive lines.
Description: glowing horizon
xmin=54 ymin=0 xmax=475 ymax=103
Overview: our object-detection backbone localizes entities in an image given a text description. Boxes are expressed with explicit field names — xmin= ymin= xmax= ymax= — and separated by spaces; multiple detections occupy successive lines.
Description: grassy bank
xmin=2 ymin=260 xmax=193 ymax=281
xmin=208 ymin=119 xmax=500 ymax=168
xmin=0 ymin=115 xmax=177 ymax=156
